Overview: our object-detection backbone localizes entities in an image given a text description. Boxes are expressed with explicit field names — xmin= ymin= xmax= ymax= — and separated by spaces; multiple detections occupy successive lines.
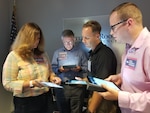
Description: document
xmin=40 ymin=82 xmax=63 ymax=88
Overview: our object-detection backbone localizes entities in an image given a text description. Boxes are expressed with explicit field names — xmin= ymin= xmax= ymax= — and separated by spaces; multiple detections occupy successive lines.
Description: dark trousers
xmin=13 ymin=90 xmax=54 ymax=113
xmin=54 ymin=85 xmax=86 ymax=113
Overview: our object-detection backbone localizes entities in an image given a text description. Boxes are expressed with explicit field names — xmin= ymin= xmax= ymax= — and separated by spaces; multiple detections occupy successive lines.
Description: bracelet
xmin=29 ymin=81 xmax=34 ymax=88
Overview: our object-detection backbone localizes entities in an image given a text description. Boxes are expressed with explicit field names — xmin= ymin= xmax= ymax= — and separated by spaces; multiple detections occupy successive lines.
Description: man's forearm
xmin=88 ymin=91 xmax=103 ymax=113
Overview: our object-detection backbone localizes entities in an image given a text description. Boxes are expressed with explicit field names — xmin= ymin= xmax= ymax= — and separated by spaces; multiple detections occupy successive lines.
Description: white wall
xmin=1 ymin=0 xmax=150 ymax=113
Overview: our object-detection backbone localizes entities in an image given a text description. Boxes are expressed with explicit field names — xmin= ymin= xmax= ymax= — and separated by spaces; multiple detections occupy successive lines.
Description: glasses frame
xmin=63 ymin=41 xmax=74 ymax=45
xmin=110 ymin=19 xmax=128 ymax=31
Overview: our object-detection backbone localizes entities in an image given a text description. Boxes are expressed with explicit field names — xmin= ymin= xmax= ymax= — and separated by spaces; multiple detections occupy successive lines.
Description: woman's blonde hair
xmin=11 ymin=22 xmax=45 ymax=60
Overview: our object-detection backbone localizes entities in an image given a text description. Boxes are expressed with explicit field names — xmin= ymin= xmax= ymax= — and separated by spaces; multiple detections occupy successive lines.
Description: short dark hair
xmin=61 ymin=29 xmax=74 ymax=37
xmin=82 ymin=20 xmax=101 ymax=34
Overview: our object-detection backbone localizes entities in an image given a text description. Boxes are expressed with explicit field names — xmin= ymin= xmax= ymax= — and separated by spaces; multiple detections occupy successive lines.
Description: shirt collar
xmin=131 ymin=27 xmax=149 ymax=49
xmin=89 ymin=42 xmax=103 ymax=56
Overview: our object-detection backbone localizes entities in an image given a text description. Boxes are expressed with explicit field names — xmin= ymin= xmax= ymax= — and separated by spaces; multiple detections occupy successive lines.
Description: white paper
xmin=40 ymin=82 xmax=63 ymax=88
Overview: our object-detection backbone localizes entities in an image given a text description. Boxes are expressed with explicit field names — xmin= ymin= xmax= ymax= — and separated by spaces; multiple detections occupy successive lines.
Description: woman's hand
xmin=32 ymin=79 xmax=43 ymax=88
xmin=23 ymin=79 xmax=43 ymax=90
xmin=51 ymin=76 xmax=61 ymax=85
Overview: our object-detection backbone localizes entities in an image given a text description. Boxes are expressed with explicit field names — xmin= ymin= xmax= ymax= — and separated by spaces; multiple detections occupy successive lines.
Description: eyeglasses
xmin=63 ymin=41 xmax=73 ymax=45
xmin=110 ymin=19 xmax=128 ymax=31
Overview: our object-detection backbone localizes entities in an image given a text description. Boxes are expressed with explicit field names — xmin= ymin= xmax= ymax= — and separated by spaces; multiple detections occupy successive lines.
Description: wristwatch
xmin=29 ymin=81 xmax=34 ymax=88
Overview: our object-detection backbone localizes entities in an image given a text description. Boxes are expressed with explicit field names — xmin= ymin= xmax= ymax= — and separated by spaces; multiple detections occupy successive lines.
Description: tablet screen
xmin=63 ymin=65 xmax=76 ymax=69
xmin=65 ymin=80 xmax=87 ymax=85
xmin=87 ymin=76 xmax=120 ymax=91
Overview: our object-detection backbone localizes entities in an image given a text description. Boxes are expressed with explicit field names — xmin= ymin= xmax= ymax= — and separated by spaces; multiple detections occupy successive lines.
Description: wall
xmin=0 ymin=0 xmax=14 ymax=113
xmin=0 ymin=0 xmax=150 ymax=113
xmin=14 ymin=0 xmax=150 ymax=58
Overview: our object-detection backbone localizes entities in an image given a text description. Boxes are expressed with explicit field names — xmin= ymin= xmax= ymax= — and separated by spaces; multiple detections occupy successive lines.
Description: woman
xmin=2 ymin=22 xmax=61 ymax=113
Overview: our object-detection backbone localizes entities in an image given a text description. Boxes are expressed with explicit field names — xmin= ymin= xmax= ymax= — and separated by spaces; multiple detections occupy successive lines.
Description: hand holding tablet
xmin=65 ymin=76 xmax=120 ymax=92
xmin=87 ymin=76 xmax=120 ymax=92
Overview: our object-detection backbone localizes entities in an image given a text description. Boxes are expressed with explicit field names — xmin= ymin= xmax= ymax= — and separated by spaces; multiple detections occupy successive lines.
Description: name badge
xmin=125 ymin=57 xmax=137 ymax=70
xmin=88 ymin=60 xmax=91 ymax=72
xmin=59 ymin=52 xmax=67 ymax=60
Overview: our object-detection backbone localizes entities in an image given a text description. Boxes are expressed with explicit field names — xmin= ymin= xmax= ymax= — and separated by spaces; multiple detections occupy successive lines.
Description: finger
xmin=54 ymin=78 xmax=61 ymax=84
xmin=105 ymin=76 xmax=112 ymax=81
xmin=99 ymin=91 xmax=106 ymax=97
xmin=35 ymin=80 xmax=43 ymax=87
xmin=54 ymin=79 xmax=59 ymax=84
xmin=101 ymin=84 xmax=111 ymax=91
xmin=101 ymin=84 xmax=117 ymax=93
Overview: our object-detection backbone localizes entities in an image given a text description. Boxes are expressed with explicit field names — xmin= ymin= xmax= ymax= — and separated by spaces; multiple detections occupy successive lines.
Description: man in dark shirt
xmin=82 ymin=20 xmax=118 ymax=113
xmin=89 ymin=43 xmax=117 ymax=79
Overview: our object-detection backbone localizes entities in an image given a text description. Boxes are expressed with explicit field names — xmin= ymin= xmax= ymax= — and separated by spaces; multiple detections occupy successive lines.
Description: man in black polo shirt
xmin=82 ymin=20 xmax=119 ymax=113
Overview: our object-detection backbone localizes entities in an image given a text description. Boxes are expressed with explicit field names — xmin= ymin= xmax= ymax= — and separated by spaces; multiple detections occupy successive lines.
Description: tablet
xmin=63 ymin=65 xmax=76 ymax=69
xmin=87 ymin=76 xmax=120 ymax=92
xmin=40 ymin=82 xmax=63 ymax=88
xmin=65 ymin=80 xmax=87 ymax=85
